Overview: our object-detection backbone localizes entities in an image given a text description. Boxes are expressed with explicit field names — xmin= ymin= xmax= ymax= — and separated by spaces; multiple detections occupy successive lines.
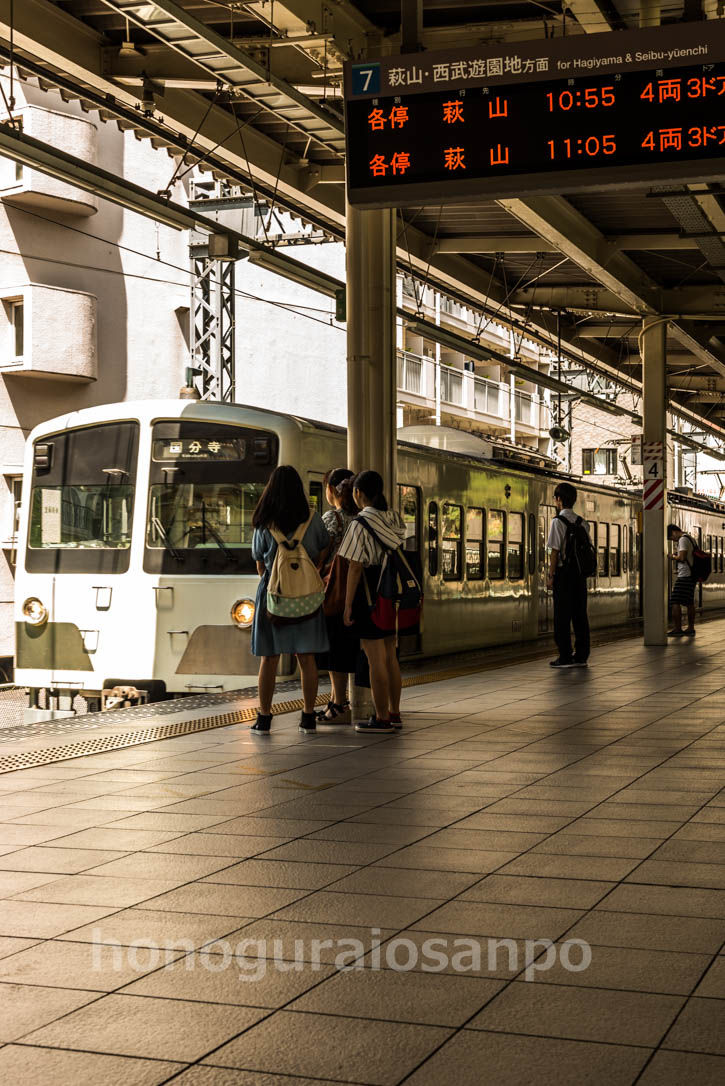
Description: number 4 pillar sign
xmin=643 ymin=441 xmax=665 ymax=511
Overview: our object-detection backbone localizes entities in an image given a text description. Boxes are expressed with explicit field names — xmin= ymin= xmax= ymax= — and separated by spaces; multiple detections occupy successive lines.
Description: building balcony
xmin=397 ymin=351 xmax=545 ymax=435
xmin=0 ymin=106 xmax=98 ymax=217
xmin=0 ymin=283 xmax=97 ymax=381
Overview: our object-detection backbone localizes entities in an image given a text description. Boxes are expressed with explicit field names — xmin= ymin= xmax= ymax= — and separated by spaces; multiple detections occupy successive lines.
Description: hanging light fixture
xmin=119 ymin=18 xmax=142 ymax=58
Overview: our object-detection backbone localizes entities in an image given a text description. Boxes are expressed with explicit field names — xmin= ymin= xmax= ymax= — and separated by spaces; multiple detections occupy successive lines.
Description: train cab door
xmin=538 ymin=504 xmax=556 ymax=633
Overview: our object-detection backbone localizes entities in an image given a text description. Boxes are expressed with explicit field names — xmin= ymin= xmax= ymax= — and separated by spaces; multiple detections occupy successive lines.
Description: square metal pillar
xmin=641 ymin=317 xmax=668 ymax=645
xmin=345 ymin=201 xmax=397 ymax=497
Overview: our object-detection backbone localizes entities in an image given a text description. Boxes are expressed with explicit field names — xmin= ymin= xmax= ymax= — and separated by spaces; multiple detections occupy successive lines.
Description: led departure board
xmin=344 ymin=22 xmax=725 ymax=206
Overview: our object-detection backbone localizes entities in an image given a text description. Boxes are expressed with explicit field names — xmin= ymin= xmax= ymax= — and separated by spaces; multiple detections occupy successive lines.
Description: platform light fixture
xmin=247 ymin=248 xmax=339 ymax=297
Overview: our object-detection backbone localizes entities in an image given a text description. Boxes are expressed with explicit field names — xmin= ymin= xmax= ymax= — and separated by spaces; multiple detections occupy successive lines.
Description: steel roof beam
xmin=435 ymin=233 xmax=700 ymax=254
xmin=498 ymin=196 xmax=662 ymax=315
xmin=244 ymin=0 xmax=378 ymax=61
xmin=509 ymin=284 xmax=725 ymax=318
xmin=97 ymin=0 xmax=345 ymax=157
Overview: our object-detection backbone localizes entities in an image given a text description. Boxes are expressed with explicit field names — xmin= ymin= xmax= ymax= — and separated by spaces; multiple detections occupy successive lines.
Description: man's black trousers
xmin=553 ymin=569 xmax=590 ymax=663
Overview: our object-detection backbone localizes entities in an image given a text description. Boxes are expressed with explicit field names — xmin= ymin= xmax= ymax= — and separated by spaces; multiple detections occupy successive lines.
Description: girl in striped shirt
xmin=339 ymin=470 xmax=406 ymax=734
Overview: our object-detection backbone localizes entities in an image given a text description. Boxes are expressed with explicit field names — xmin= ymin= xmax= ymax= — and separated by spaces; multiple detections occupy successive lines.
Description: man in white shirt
xmin=667 ymin=523 xmax=696 ymax=638
xmin=546 ymin=482 xmax=591 ymax=668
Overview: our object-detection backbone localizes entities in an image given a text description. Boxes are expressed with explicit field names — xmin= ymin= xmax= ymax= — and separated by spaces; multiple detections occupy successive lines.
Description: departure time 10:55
xmin=546 ymin=86 xmax=616 ymax=111
xmin=547 ymin=134 xmax=617 ymax=159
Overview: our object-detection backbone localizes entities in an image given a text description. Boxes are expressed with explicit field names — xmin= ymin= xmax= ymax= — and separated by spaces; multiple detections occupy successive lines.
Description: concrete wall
xmin=234 ymin=239 xmax=347 ymax=426
xmin=0 ymin=78 xmax=190 ymax=660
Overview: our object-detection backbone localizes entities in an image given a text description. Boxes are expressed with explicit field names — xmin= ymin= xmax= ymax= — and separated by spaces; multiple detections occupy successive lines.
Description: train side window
xmin=590 ymin=523 xmax=598 ymax=577
xmin=488 ymin=509 xmax=505 ymax=580
xmin=622 ymin=525 xmax=628 ymax=574
xmin=508 ymin=512 xmax=524 ymax=580
xmin=598 ymin=523 xmax=609 ymax=576
xmin=398 ymin=485 xmax=420 ymax=552
xmin=442 ymin=503 xmax=463 ymax=581
xmin=309 ymin=481 xmax=323 ymax=513
xmin=528 ymin=514 xmax=536 ymax=575
xmin=721 ymin=537 xmax=724 ymax=573
xmin=707 ymin=535 xmax=712 ymax=564
xmin=428 ymin=502 xmax=439 ymax=576
xmin=466 ymin=507 xmax=484 ymax=581
xmin=610 ymin=524 xmax=621 ymax=577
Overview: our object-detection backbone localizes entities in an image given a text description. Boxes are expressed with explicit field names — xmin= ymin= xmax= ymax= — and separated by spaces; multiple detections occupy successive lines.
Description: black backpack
xmin=558 ymin=514 xmax=597 ymax=578
xmin=682 ymin=534 xmax=712 ymax=583
xmin=357 ymin=517 xmax=423 ymax=633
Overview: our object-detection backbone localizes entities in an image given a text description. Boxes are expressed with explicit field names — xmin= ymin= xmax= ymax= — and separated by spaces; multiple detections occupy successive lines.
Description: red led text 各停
xmin=368 ymin=151 xmax=412 ymax=178
xmin=367 ymin=104 xmax=410 ymax=131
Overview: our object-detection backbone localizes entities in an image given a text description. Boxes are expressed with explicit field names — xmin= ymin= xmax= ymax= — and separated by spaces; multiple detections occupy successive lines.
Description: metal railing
xmin=397 ymin=351 xmax=543 ymax=431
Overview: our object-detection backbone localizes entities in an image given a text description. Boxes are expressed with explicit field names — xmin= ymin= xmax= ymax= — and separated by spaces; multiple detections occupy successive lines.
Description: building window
xmin=582 ymin=447 xmax=617 ymax=475
xmin=11 ymin=300 xmax=23 ymax=358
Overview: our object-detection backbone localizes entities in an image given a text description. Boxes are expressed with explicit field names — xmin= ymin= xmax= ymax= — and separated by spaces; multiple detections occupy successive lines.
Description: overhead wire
xmin=2 ymin=200 xmax=343 ymax=328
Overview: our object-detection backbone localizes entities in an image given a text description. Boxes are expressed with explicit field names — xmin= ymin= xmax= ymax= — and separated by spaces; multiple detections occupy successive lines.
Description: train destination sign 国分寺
xmin=344 ymin=22 xmax=725 ymax=206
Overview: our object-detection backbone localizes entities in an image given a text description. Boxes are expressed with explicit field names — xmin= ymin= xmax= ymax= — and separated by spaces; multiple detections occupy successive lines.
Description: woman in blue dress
xmin=250 ymin=465 xmax=330 ymax=734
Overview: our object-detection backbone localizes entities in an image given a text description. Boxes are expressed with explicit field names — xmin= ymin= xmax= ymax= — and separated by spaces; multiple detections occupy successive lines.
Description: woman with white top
xmin=339 ymin=470 xmax=406 ymax=735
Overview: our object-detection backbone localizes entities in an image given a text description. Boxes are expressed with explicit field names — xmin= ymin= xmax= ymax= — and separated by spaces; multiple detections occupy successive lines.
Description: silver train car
xmin=13 ymin=399 xmax=725 ymax=717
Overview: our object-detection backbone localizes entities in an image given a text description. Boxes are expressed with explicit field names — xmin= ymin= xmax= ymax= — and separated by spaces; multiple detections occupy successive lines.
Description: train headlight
xmin=22 ymin=597 xmax=48 ymax=626
xmin=231 ymin=598 xmax=255 ymax=628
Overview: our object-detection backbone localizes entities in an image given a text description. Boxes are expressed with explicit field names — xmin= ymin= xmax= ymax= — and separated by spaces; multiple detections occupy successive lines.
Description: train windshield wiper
xmin=201 ymin=509 xmax=237 ymax=563
xmin=151 ymin=516 xmax=184 ymax=561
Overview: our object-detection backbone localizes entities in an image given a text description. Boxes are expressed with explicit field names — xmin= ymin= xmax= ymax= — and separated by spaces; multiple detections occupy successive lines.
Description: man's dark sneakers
xmin=572 ymin=660 xmax=589 ymax=668
xmin=251 ymin=714 xmax=272 ymax=733
xmin=355 ymin=716 xmax=394 ymax=734
xmin=667 ymin=629 xmax=685 ymax=637
xmin=550 ymin=658 xmax=575 ymax=668
xmin=683 ymin=628 xmax=696 ymax=637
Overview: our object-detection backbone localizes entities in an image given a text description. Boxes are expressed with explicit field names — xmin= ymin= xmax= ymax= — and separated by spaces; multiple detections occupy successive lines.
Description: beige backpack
xmin=266 ymin=514 xmax=325 ymax=625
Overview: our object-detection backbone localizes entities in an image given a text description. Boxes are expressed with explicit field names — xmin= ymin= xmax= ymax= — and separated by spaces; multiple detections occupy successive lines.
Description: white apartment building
xmin=0 ymin=79 xmax=190 ymax=667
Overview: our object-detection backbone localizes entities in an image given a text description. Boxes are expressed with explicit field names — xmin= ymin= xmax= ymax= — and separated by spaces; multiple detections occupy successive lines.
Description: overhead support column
xmin=641 ymin=317 xmax=668 ymax=646
xmin=345 ymin=201 xmax=397 ymax=498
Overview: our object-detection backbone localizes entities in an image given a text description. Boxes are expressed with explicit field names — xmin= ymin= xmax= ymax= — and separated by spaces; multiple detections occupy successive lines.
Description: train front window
xmin=27 ymin=422 xmax=139 ymax=574
xmin=144 ymin=421 xmax=277 ymax=575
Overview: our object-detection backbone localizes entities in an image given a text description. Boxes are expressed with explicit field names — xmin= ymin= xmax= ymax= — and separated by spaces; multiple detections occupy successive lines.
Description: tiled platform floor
xmin=0 ymin=623 xmax=724 ymax=1085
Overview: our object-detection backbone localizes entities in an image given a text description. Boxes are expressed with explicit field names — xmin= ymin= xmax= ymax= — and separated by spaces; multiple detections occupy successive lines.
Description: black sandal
xmin=251 ymin=713 xmax=272 ymax=733
xmin=316 ymin=700 xmax=351 ymax=724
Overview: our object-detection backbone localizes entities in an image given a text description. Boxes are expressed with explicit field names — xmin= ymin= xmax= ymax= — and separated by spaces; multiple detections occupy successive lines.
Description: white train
xmin=13 ymin=399 xmax=725 ymax=718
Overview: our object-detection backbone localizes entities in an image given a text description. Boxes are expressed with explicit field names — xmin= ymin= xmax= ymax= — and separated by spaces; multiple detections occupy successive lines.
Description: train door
xmin=538 ymin=504 xmax=556 ymax=633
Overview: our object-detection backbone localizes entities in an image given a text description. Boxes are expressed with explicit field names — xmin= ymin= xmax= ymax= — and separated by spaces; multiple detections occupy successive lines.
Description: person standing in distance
xmin=667 ymin=523 xmax=696 ymax=638
xmin=547 ymin=482 xmax=592 ymax=669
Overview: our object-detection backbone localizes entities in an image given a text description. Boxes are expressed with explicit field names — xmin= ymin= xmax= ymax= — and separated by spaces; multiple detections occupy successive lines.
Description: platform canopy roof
xmin=4 ymin=1 xmax=725 ymax=439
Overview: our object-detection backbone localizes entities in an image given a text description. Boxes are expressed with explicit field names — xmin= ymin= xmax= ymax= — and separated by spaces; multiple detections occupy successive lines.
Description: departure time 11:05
xmin=547 ymin=135 xmax=617 ymax=159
